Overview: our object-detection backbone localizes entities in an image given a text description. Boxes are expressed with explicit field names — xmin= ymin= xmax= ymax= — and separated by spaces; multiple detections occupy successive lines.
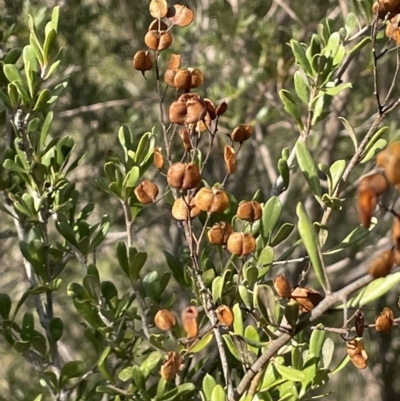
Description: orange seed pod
xmin=149 ymin=0 xmax=168 ymax=19
xmin=172 ymin=197 xmax=200 ymax=221
xmin=167 ymin=4 xmax=195 ymax=27
xmin=216 ymin=305 xmax=234 ymax=326
xmin=369 ymin=249 xmax=394 ymax=279
xmin=237 ymin=201 xmax=262 ymax=222
xmin=167 ymin=162 xmax=201 ymax=190
xmin=134 ymin=180 xmax=159 ymax=204
xmin=273 ymin=274 xmax=292 ymax=298
xmin=231 ymin=124 xmax=253 ymax=143
xmin=224 ymin=146 xmax=236 ymax=174
xmin=226 ymin=232 xmax=256 ymax=256
xmin=133 ymin=51 xmax=154 ymax=73
xmin=154 ymin=309 xmax=177 ymax=331
xmin=207 ymin=221 xmax=234 ymax=245
xmin=154 ymin=147 xmax=164 ymax=169
xmin=182 ymin=306 xmax=199 ymax=338
xmin=290 ymin=287 xmax=322 ymax=313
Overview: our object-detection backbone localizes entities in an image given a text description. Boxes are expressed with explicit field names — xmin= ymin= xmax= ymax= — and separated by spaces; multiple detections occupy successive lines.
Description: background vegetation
xmin=2 ymin=0 xmax=400 ymax=400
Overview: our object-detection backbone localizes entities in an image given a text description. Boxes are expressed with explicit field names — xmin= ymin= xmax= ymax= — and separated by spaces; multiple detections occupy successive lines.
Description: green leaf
xmin=142 ymin=271 xmax=160 ymax=300
xmin=21 ymin=311 xmax=35 ymax=341
xmin=140 ymin=351 xmax=162 ymax=379
xmin=4 ymin=64 xmax=24 ymax=83
xmin=254 ymin=283 xmax=276 ymax=324
xmin=348 ymin=272 xmax=400 ymax=307
xmin=33 ymin=89 xmax=51 ymax=111
xmin=338 ymin=117 xmax=357 ymax=151
xmin=244 ymin=325 xmax=260 ymax=355
xmin=131 ymin=365 xmax=145 ymax=389
xmin=345 ymin=12 xmax=357 ymax=36
xmin=290 ymin=40 xmax=313 ymax=76
xmin=203 ymin=374 xmax=217 ymax=400
xmin=14 ymin=341 xmax=31 ymax=353
xmin=296 ymin=140 xmax=321 ymax=198
xmin=360 ymin=138 xmax=387 ymax=163
xmin=324 ymin=219 xmax=376 ymax=255
xmin=190 ymin=332 xmax=214 ymax=353
xmin=98 ymin=346 xmax=115 ymax=383
xmin=4 ymin=47 xmax=22 ymax=64
xmin=331 ymin=355 xmax=350 ymax=375
xmin=160 ymin=383 xmax=195 ymax=401
xmin=348 ymin=36 xmax=371 ymax=55
xmin=61 ymin=360 xmax=84 ymax=379
xmin=0 ymin=293 xmax=12 ymax=319
xmin=49 ymin=317 xmax=63 ymax=342
xmin=270 ymin=223 xmax=294 ymax=247
xmin=51 ymin=6 xmax=60 ymax=31
xmin=279 ymin=89 xmax=304 ymax=131
xmin=309 ymin=325 xmax=325 ymax=359
xmin=222 ymin=334 xmax=241 ymax=361
xmin=294 ymin=71 xmax=309 ymax=104
xmin=329 ymin=159 xmax=346 ymax=195
xmin=273 ymin=362 xmax=306 ymax=382
xmin=278 ymin=158 xmax=290 ymax=190
xmin=232 ymin=303 xmax=243 ymax=336
xmin=211 ymin=384 xmax=226 ymax=401
xmin=323 ymin=82 xmax=352 ymax=96
xmin=321 ymin=337 xmax=334 ymax=369
xmin=261 ymin=197 xmax=282 ymax=240
xmin=296 ymin=203 xmax=327 ymax=291
xmin=238 ymin=284 xmax=252 ymax=309
xmin=43 ymin=29 xmax=57 ymax=65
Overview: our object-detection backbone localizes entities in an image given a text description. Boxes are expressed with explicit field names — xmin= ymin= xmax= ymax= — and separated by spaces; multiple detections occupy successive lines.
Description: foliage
xmin=2 ymin=1 xmax=400 ymax=401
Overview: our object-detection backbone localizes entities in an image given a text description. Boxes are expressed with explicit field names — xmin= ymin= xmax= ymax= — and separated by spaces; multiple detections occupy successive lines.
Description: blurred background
xmin=1 ymin=0 xmax=400 ymax=400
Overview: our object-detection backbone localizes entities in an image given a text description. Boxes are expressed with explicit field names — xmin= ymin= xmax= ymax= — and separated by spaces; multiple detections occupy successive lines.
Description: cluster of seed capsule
xmin=372 ymin=0 xmax=400 ymax=45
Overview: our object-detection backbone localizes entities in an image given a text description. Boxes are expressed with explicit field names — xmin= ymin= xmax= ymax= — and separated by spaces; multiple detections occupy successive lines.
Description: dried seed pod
xmin=185 ymin=97 xmax=206 ymax=124
xmin=179 ymin=129 xmax=192 ymax=152
xmin=182 ymin=162 xmax=201 ymax=189
xmin=168 ymin=53 xmax=181 ymax=70
xmin=167 ymin=163 xmax=186 ymax=188
xmin=216 ymin=101 xmax=228 ymax=116
xmin=290 ymin=287 xmax=322 ymax=313
xmin=226 ymin=232 xmax=256 ymax=256
xmin=351 ymin=353 xmax=368 ymax=369
xmin=160 ymin=352 xmax=181 ymax=381
xmin=355 ymin=311 xmax=365 ymax=338
xmin=196 ymin=112 xmax=211 ymax=133
xmin=144 ymin=30 xmax=173 ymax=52
xmin=347 ymin=339 xmax=364 ymax=358
xmin=194 ymin=187 xmax=230 ymax=213
xmin=167 ymin=4 xmax=195 ymax=27
xmin=133 ymin=51 xmax=154 ymax=72
xmin=377 ymin=142 xmax=400 ymax=186
xmin=134 ymin=180 xmax=159 ymax=204
xmin=149 ymin=0 xmax=168 ymax=19
xmin=369 ymin=249 xmax=394 ymax=279
xmin=171 ymin=197 xmax=200 ymax=220
xmin=148 ymin=19 xmax=168 ymax=31
xmin=386 ymin=15 xmax=400 ymax=44
xmin=154 ymin=147 xmax=164 ymax=169
xmin=237 ymin=201 xmax=262 ymax=222
xmin=169 ymin=101 xmax=187 ymax=124
xmin=216 ymin=305 xmax=234 ymax=326
xmin=164 ymin=69 xmax=177 ymax=88
xmin=207 ymin=221 xmax=234 ymax=245
xmin=204 ymin=98 xmax=216 ymax=120
xmin=231 ymin=124 xmax=253 ymax=143
xmin=376 ymin=307 xmax=394 ymax=333
xmin=358 ymin=173 xmax=389 ymax=196
xmin=174 ymin=69 xmax=192 ymax=90
xmin=182 ymin=306 xmax=199 ymax=338
xmin=224 ymin=146 xmax=236 ymax=174
xmin=392 ymin=217 xmax=400 ymax=249
xmin=273 ymin=274 xmax=292 ymax=298
xmin=372 ymin=0 xmax=400 ymax=18
xmin=154 ymin=309 xmax=177 ymax=331
xmin=190 ymin=68 xmax=204 ymax=89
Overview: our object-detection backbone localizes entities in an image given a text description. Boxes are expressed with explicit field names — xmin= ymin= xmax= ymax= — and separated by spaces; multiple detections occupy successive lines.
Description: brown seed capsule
xmin=164 ymin=69 xmax=177 ymax=88
xmin=386 ymin=15 xmax=400 ymax=44
xmin=216 ymin=101 xmax=228 ymax=116
xmin=355 ymin=311 xmax=365 ymax=338
xmin=224 ymin=146 xmax=236 ymax=174
xmin=375 ymin=307 xmax=394 ymax=333
xmin=154 ymin=309 xmax=177 ymax=331
xmin=167 ymin=162 xmax=201 ymax=190
xmin=190 ymin=68 xmax=204 ymax=89
xmin=358 ymin=173 xmax=389 ymax=197
xmin=357 ymin=189 xmax=376 ymax=229
xmin=369 ymin=249 xmax=394 ymax=279
xmin=169 ymin=101 xmax=187 ymax=124
xmin=226 ymin=232 xmax=256 ymax=256
xmin=290 ymin=287 xmax=323 ymax=313
xmin=347 ymin=339 xmax=364 ymax=358
xmin=167 ymin=4 xmax=195 ymax=27
xmin=133 ymin=51 xmax=154 ymax=72
xmin=273 ymin=274 xmax=292 ymax=298
xmin=194 ymin=187 xmax=230 ymax=213
xmin=182 ymin=306 xmax=199 ymax=338
xmin=134 ymin=180 xmax=159 ymax=204
xmin=377 ymin=142 xmax=400 ymax=186
xmin=216 ymin=305 xmax=234 ymax=326
xmin=351 ymin=353 xmax=368 ymax=369
xmin=237 ymin=201 xmax=262 ymax=222
xmin=186 ymin=97 xmax=206 ymax=124
xmin=148 ymin=19 xmax=168 ymax=32
xmin=160 ymin=351 xmax=181 ymax=381
xmin=372 ymin=0 xmax=400 ymax=19
xmin=168 ymin=53 xmax=182 ymax=70
xmin=149 ymin=0 xmax=168 ymax=19
xmin=204 ymin=98 xmax=216 ymax=121
xmin=174 ymin=69 xmax=192 ymax=91
xmin=172 ymin=197 xmax=200 ymax=221
xmin=207 ymin=221 xmax=234 ymax=245
xmin=231 ymin=124 xmax=253 ymax=143
xmin=144 ymin=30 xmax=173 ymax=52
xmin=179 ymin=129 xmax=192 ymax=152
xmin=154 ymin=147 xmax=164 ymax=169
